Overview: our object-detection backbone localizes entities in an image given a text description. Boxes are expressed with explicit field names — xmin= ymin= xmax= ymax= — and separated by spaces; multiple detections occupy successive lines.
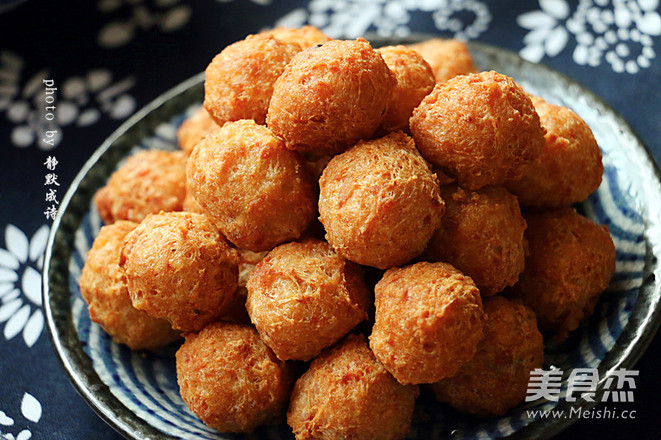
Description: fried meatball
xmin=319 ymin=132 xmax=444 ymax=269
xmin=187 ymin=120 xmax=317 ymax=252
xmin=120 ymin=211 xmax=239 ymax=332
xmin=176 ymin=106 xmax=221 ymax=155
xmin=377 ymin=45 xmax=435 ymax=133
xmin=508 ymin=208 xmax=615 ymax=339
xmin=260 ymin=25 xmax=331 ymax=49
xmin=267 ymin=38 xmax=396 ymax=156
xmin=431 ymin=296 xmax=544 ymax=417
xmin=246 ymin=239 xmax=370 ymax=361
xmin=217 ymin=249 xmax=268 ymax=325
xmin=369 ymin=262 xmax=485 ymax=385
xmin=288 ymin=334 xmax=419 ymax=440
xmin=79 ymin=221 xmax=180 ymax=350
xmin=506 ymin=96 xmax=603 ymax=207
xmin=410 ymin=71 xmax=545 ymax=190
xmin=204 ymin=34 xmax=301 ymax=126
xmin=94 ymin=150 xmax=187 ymax=224
xmin=422 ymin=185 xmax=527 ymax=296
xmin=176 ymin=322 xmax=294 ymax=432
xmin=407 ymin=38 xmax=477 ymax=83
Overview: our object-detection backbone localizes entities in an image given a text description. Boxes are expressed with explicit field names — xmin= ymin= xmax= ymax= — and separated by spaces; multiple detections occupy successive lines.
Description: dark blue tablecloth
xmin=1 ymin=1 xmax=659 ymax=439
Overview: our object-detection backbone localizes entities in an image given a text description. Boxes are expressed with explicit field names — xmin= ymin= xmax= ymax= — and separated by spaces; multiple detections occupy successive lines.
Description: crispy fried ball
xmin=246 ymin=239 xmax=370 ymax=361
xmin=407 ymin=38 xmax=477 ymax=83
xmin=204 ymin=34 xmax=301 ymax=126
xmin=176 ymin=322 xmax=295 ymax=432
xmin=187 ymin=120 xmax=317 ymax=252
xmin=430 ymin=296 xmax=544 ymax=417
xmin=377 ymin=45 xmax=435 ymax=133
xmin=288 ymin=334 xmax=419 ymax=440
xmin=506 ymin=96 xmax=603 ymax=207
xmin=182 ymin=186 xmax=205 ymax=214
xmin=176 ymin=106 xmax=221 ymax=155
xmin=508 ymin=208 xmax=615 ymax=339
xmin=370 ymin=262 xmax=485 ymax=385
xmin=219 ymin=248 xmax=268 ymax=325
xmin=319 ymin=132 xmax=444 ymax=269
xmin=94 ymin=150 xmax=187 ymax=224
xmin=120 ymin=211 xmax=239 ymax=332
xmin=79 ymin=221 xmax=180 ymax=350
xmin=266 ymin=38 xmax=396 ymax=156
xmin=259 ymin=25 xmax=331 ymax=49
xmin=422 ymin=185 xmax=527 ymax=296
xmin=410 ymin=71 xmax=545 ymax=190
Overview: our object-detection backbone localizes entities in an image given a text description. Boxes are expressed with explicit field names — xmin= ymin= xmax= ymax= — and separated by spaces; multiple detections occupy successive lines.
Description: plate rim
xmin=42 ymin=39 xmax=661 ymax=440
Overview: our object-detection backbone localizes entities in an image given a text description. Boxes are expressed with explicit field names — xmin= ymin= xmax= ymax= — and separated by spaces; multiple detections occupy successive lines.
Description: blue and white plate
xmin=43 ymin=40 xmax=661 ymax=440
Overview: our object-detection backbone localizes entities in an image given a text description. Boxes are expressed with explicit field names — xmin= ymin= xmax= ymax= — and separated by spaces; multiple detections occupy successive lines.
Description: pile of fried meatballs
xmin=80 ymin=26 xmax=616 ymax=439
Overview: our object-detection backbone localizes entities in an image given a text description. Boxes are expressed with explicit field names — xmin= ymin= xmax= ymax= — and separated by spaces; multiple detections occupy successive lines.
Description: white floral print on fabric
xmin=0 ymin=51 xmax=136 ymax=149
xmin=0 ymin=225 xmax=49 ymax=348
xmin=275 ymin=0 xmax=491 ymax=40
xmin=97 ymin=0 xmax=192 ymax=48
xmin=518 ymin=0 xmax=660 ymax=73
xmin=0 ymin=392 xmax=42 ymax=440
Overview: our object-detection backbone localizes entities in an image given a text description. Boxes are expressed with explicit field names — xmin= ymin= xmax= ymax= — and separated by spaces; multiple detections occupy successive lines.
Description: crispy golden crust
xmin=176 ymin=322 xmax=295 ymax=432
xmin=369 ymin=262 xmax=485 ymax=385
xmin=176 ymin=106 xmax=221 ymax=155
xmin=204 ymin=34 xmax=301 ymax=126
xmin=508 ymin=208 xmax=615 ymax=339
xmin=246 ymin=239 xmax=369 ymax=361
xmin=422 ymin=185 xmax=527 ymax=296
xmin=407 ymin=38 xmax=477 ymax=83
xmin=431 ymin=296 xmax=544 ymax=417
xmin=506 ymin=96 xmax=603 ymax=207
xmin=319 ymin=132 xmax=444 ymax=269
xmin=259 ymin=25 xmax=331 ymax=49
xmin=79 ymin=221 xmax=180 ymax=350
xmin=94 ymin=150 xmax=187 ymax=224
xmin=377 ymin=45 xmax=435 ymax=133
xmin=187 ymin=120 xmax=317 ymax=252
xmin=288 ymin=334 xmax=419 ymax=440
xmin=120 ymin=212 xmax=239 ymax=332
xmin=266 ymin=38 xmax=396 ymax=156
xmin=410 ymin=71 xmax=545 ymax=190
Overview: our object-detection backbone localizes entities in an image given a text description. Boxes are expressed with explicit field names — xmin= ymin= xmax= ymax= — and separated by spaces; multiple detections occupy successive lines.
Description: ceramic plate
xmin=43 ymin=40 xmax=661 ymax=440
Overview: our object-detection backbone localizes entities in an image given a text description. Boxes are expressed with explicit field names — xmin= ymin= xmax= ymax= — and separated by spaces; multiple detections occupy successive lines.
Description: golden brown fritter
xmin=407 ymin=38 xmax=477 ymax=83
xmin=216 ymin=249 xmax=269 ymax=325
xmin=506 ymin=96 xmax=603 ymax=207
xmin=410 ymin=71 xmax=545 ymax=190
xmin=259 ymin=25 xmax=331 ymax=49
xmin=369 ymin=262 xmax=485 ymax=385
xmin=120 ymin=211 xmax=239 ymax=332
xmin=377 ymin=45 xmax=435 ymax=133
xmin=508 ymin=208 xmax=615 ymax=340
xmin=176 ymin=106 xmax=221 ymax=155
xmin=318 ymin=132 xmax=444 ymax=269
xmin=176 ymin=322 xmax=295 ymax=433
xmin=79 ymin=221 xmax=180 ymax=350
xmin=187 ymin=120 xmax=317 ymax=252
xmin=422 ymin=185 xmax=527 ymax=296
xmin=204 ymin=34 xmax=301 ymax=126
xmin=288 ymin=334 xmax=419 ymax=440
xmin=94 ymin=150 xmax=187 ymax=224
xmin=266 ymin=38 xmax=396 ymax=156
xmin=246 ymin=239 xmax=370 ymax=361
xmin=431 ymin=296 xmax=544 ymax=417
